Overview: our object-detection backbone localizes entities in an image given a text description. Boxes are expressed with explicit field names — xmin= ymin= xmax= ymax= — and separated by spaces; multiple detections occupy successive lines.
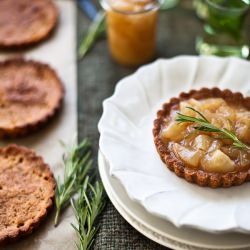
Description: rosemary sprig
xmin=78 ymin=11 xmax=106 ymax=59
xmin=176 ymin=107 xmax=250 ymax=151
xmin=54 ymin=139 xmax=93 ymax=226
xmin=71 ymin=177 xmax=106 ymax=250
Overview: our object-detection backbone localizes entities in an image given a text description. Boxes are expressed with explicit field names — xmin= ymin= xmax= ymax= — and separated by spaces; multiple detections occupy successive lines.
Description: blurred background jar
xmin=193 ymin=0 xmax=208 ymax=20
xmin=196 ymin=0 xmax=250 ymax=59
xmin=101 ymin=0 xmax=159 ymax=66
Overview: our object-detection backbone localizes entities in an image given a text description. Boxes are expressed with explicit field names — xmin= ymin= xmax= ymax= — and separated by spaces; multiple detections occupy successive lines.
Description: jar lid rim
xmin=100 ymin=0 xmax=160 ymax=14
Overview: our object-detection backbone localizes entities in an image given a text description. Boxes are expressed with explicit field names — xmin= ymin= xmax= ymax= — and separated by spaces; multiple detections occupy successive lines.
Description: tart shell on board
xmin=0 ymin=58 xmax=64 ymax=138
xmin=0 ymin=0 xmax=58 ymax=48
xmin=0 ymin=144 xmax=55 ymax=245
xmin=153 ymin=88 xmax=250 ymax=188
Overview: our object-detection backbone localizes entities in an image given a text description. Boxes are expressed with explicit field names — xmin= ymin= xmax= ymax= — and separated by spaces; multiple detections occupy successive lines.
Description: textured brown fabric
xmin=77 ymin=9 xmax=170 ymax=248
xmin=77 ymin=1 xmax=250 ymax=249
xmin=93 ymin=202 xmax=167 ymax=250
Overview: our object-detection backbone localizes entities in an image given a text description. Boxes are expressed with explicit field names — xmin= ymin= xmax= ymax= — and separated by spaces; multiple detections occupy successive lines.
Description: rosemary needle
xmin=176 ymin=106 xmax=250 ymax=151
xmin=78 ymin=11 xmax=106 ymax=60
xmin=54 ymin=139 xmax=92 ymax=226
xmin=71 ymin=177 xmax=106 ymax=250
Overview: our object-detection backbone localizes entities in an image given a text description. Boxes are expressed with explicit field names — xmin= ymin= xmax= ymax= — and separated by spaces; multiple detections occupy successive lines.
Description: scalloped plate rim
xmin=98 ymin=55 xmax=250 ymax=234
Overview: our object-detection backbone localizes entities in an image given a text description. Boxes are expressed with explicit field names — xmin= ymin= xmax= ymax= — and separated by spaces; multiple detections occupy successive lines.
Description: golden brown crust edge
xmin=0 ymin=58 xmax=64 ymax=138
xmin=153 ymin=88 xmax=250 ymax=188
xmin=0 ymin=0 xmax=58 ymax=49
xmin=0 ymin=144 xmax=55 ymax=245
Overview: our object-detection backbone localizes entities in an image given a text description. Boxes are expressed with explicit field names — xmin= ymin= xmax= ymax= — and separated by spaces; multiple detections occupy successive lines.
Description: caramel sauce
xmin=161 ymin=98 xmax=250 ymax=173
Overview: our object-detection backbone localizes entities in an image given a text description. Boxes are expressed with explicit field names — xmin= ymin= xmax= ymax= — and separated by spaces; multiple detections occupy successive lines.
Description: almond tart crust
xmin=0 ymin=0 xmax=58 ymax=48
xmin=153 ymin=88 xmax=250 ymax=188
xmin=0 ymin=58 xmax=64 ymax=138
xmin=0 ymin=144 xmax=55 ymax=245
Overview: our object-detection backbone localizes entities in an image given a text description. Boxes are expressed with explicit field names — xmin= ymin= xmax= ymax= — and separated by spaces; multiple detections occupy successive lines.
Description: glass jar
xmin=196 ymin=0 xmax=249 ymax=58
xmin=101 ymin=0 xmax=159 ymax=66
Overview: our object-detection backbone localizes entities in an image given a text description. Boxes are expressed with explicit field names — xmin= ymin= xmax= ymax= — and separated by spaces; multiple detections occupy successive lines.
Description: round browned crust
xmin=0 ymin=144 xmax=55 ymax=245
xmin=0 ymin=0 xmax=58 ymax=48
xmin=153 ymin=88 xmax=250 ymax=188
xmin=0 ymin=58 xmax=64 ymax=138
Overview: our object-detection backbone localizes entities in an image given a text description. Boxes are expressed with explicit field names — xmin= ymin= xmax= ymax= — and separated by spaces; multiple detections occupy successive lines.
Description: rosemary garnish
xmin=176 ymin=107 xmax=250 ymax=151
xmin=78 ymin=11 xmax=106 ymax=59
xmin=71 ymin=177 xmax=106 ymax=250
xmin=54 ymin=139 xmax=92 ymax=226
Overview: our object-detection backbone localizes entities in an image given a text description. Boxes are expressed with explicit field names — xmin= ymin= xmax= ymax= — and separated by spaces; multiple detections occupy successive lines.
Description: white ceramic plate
xmin=98 ymin=56 xmax=250 ymax=234
xmin=98 ymin=151 xmax=250 ymax=250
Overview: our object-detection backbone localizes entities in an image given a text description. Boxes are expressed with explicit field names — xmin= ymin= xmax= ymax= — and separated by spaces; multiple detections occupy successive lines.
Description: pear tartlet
xmin=153 ymin=88 xmax=250 ymax=188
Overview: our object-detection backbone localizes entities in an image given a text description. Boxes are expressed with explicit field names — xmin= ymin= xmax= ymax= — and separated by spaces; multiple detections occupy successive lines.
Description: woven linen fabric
xmin=77 ymin=46 xmax=169 ymax=248
xmin=93 ymin=202 xmax=168 ymax=250
xmin=78 ymin=1 xmax=250 ymax=248
xmin=77 ymin=1 xmax=219 ymax=249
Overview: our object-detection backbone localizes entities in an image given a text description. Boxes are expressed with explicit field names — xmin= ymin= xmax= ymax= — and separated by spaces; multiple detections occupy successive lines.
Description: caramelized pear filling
xmin=161 ymin=98 xmax=250 ymax=173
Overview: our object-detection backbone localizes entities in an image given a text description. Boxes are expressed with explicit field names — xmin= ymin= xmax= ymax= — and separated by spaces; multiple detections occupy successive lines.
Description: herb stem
xmin=54 ymin=139 xmax=107 ymax=249
xmin=71 ymin=178 xmax=106 ymax=250
xmin=54 ymin=139 xmax=92 ymax=227
xmin=176 ymin=106 xmax=250 ymax=151
xmin=54 ymin=209 xmax=60 ymax=227
xmin=78 ymin=11 xmax=106 ymax=59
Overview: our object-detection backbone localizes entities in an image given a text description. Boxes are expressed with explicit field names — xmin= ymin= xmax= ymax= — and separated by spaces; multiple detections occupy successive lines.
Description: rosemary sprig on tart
xmin=176 ymin=107 xmax=250 ymax=151
xmin=54 ymin=139 xmax=93 ymax=226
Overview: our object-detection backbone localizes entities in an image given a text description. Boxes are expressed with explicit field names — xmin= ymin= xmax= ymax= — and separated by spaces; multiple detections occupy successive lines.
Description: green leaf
xmin=54 ymin=139 xmax=92 ymax=226
xmin=71 ymin=179 xmax=106 ymax=250
xmin=78 ymin=11 xmax=106 ymax=59
xmin=175 ymin=107 xmax=250 ymax=151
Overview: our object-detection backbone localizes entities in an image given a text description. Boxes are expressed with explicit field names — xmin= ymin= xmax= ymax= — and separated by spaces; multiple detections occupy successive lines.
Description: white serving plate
xmin=98 ymin=151 xmax=250 ymax=250
xmin=98 ymin=56 xmax=250 ymax=234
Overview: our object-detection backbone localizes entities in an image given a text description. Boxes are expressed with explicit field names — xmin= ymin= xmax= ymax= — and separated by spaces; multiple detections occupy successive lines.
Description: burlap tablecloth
xmin=77 ymin=3 xmax=192 ymax=249
xmin=77 ymin=2 xmax=250 ymax=249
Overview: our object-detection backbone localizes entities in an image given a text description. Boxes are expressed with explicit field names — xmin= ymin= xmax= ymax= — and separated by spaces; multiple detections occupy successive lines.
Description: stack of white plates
xmin=98 ymin=56 xmax=250 ymax=250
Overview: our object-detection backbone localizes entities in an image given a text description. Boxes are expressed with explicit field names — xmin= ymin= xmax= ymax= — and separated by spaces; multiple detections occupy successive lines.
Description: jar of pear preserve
xmin=101 ymin=0 xmax=159 ymax=66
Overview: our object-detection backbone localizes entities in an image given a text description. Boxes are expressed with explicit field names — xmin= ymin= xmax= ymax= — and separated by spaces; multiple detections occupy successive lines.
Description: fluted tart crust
xmin=0 ymin=144 xmax=55 ymax=244
xmin=0 ymin=0 xmax=58 ymax=48
xmin=153 ymin=88 xmax=250 ymax=188
xmin=0 ymin=58 xmax=64 ymax=138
